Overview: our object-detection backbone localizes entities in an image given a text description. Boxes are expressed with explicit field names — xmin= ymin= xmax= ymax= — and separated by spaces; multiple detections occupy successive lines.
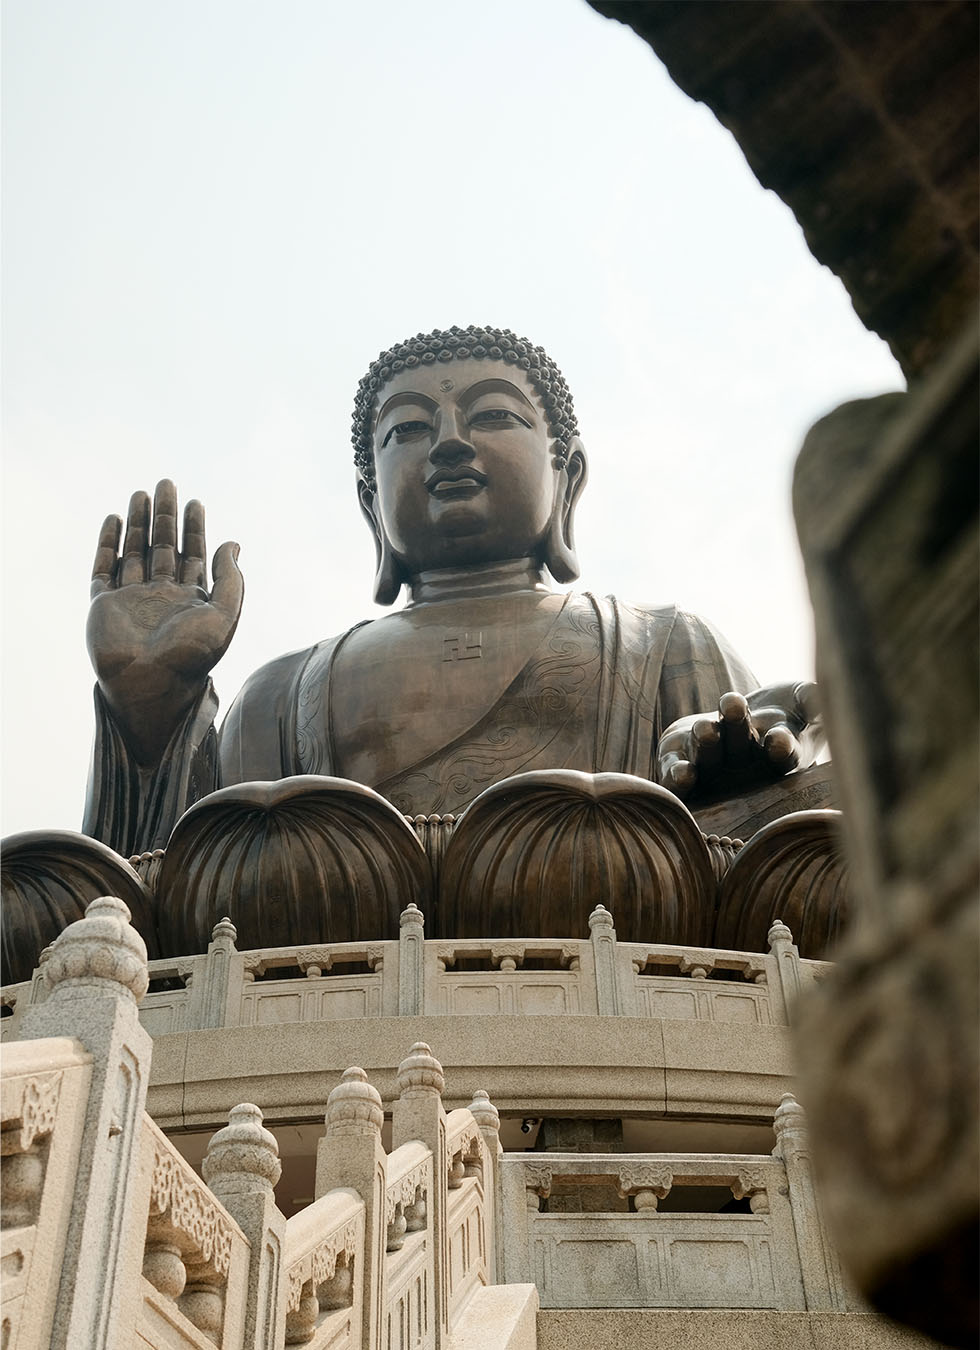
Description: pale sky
xmin=2 ymin=0 xmax=903 ymax=840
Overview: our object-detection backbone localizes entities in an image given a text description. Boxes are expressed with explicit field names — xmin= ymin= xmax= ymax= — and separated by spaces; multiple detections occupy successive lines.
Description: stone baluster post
xmin=28 ymin=944 xmax=54 ymax=1007
xmin=18 ymin=896 xmax=153 ymax=1350
xmin=589 ymin=905 xmax=625 ymax=1015
xmin=398 ymin=904 xmax=425 ymax=1016
xmin=767 ymin=918 xmax=803 ymax=1024
xmin=467 ymin=1089 xmax=501 ymax=1281
xmin=179 ymin=1259 xmax=225 ymax=1343
xmin=315 ymin=1067 xmax=387 ymax=1350
xmin=391 ymin=1042 xmax=449 ymax=1345
xmin=203 ymin=1103 xmax=286 ymax=1350
xmin=773 ymin=1092 xmax=842 ymax=1310
xmin=617 ymin=1163 xmax=673 ymax=1211
xmin=186 ymin=917 xmax=244 ymax=1030
xmin=495 ymin=1160 xmax=536 ymax=1287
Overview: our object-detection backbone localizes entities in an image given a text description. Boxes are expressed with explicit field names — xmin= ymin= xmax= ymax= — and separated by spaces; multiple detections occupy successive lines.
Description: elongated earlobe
xmin=373 ymin=534 xmax=403 ymax=606
xmin=357 ymin=479 xmax=405 ymax=606
xmin=544 ymin=440 xmax=588 ymax=584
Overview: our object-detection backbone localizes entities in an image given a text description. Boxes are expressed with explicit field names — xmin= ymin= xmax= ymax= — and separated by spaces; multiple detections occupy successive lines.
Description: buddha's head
xmin=352 ymin=326 xmax=588 ymax=603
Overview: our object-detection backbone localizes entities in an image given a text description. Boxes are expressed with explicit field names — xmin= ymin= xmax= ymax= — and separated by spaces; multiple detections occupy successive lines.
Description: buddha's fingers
xmin=717 ymin=691 xmax=760 ymax=768
xmin=180 ymin=499 xmax=207 ymax=588
xmin=750 ymin=681 xmax=819 ymax=734
xmin=210 ymin=541 xmax=244 ymax=623
xmin=664 ymin=757 xmax=697 ymax=799
xmin=119 ymin=491 xmax=150 ymax=587
xmin=657 ymin=738 xmax=698 ymax=799
xmin=150 ymin=480 xmax=178 ymax=581
xmin=91 ymin=514 xmax=122 ymax=598
xmin=793 ymin=680 xmax=820 ymax=729
xmin=691 ymin=717 xmax=723 ymax=776
xmin=764 ymin=725 xmax=801 ymax=774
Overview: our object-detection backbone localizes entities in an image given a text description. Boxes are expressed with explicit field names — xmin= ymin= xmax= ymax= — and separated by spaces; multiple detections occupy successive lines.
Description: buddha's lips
xmin=426 ymin=468 xmax=488 ymax=496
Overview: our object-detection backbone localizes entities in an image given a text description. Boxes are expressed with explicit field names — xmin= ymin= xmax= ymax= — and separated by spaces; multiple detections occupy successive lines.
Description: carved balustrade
xmin=383 ymin=1140 xmax=434 ymax=1349
xmin=1 ymin=889 xmax=863 ymax=1350
xmin=1 ymin=895 xmax=533 ymax=1350
xmin=424 ymin=936 xmax=588 ymax=1017
xmin=623 ymin=941 xmax=773 ymax=1024
xmin=139 ymin=1116 xmax=251 ymax=1347
xmin=0 ymin=981 xmax=30 ymax=1041
xmin=0 ymin=911 xmax=832 ymax=1041
xmin=500 ymin=1097 xmax=855 ymax=1314
xmin=139 ymin=955 xmax=202 ymax=1036
xmin=282 ymin=1188 xmax=362 ymax=1348
xmin=240 ymin=939 xmax=394 ymax=1026
xmin=443 ymin=1108 xmax=492 ymax=1325
xmin=0 ymin=1039 xmax=92 ymax=1350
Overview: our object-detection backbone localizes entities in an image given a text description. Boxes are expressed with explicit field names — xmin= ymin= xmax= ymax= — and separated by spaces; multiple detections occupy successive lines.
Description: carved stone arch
xmin=714 ymin=808 xmax=850 ymax=958
xmin=0 ymin=829 xmax=158 ymax=982
xmin=436 ymin=769 xmax=716 ymax=943
xmin=155 ymin=775 xmax=432 ymax=955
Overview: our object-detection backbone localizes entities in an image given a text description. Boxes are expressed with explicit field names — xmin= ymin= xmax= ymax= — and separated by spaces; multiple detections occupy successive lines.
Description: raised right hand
xmin=87 ymin=479 xmax=244 ymax=764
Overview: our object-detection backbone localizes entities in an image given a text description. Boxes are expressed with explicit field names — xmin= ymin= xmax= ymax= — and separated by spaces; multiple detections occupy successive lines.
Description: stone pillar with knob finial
xmin=398 ymin=903 xmax=425 ymax=1015
xmin=17 ymin=895 xmax=153 ymax=1350
xmin=314 ymin=1066 xmax=387 ymax=1350
xmin=767 ymin=918 xmax=803 ymax=1024
xmin=203 ymin=1102 xmax=286 ymax=1350
xmin=391 ymin=1042 xmax=449 ymax=1341
xmin=467 ymin=1088 xmax=501 ymax=1280
xmin=185 ymin=916 xmax=243 ymax=1030
xmin=773 ymin=1091 xmax=842 ymax=1310
xmin=589 ymin=904 xmax=622 ymax=1015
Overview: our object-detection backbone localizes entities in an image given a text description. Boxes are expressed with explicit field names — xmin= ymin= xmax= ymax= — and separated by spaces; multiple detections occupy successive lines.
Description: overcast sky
xmin=2 ymin=0 xmax=903 ymax=840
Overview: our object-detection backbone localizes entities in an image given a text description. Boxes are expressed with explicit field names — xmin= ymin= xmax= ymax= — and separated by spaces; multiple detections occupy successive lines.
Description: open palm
xmin=87 ymin=480 xmax=243 ymax=764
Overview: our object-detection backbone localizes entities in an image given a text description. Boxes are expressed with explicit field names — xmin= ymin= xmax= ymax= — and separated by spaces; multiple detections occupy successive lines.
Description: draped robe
xmin=85 ymin=594 xmax=756 ymax=856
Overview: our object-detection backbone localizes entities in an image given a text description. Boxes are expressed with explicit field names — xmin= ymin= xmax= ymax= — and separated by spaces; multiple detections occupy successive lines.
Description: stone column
xmin=203 ymin=1103 xmax=286 ymax=1350
xmin=617 ymin=1163 xmax=672 ymax=1212
xmin=467 ymin=1089 xmax=501 ymax=1281
xmin=589 ymin=905 xmax=622 ymax=1015
xmin=773 ymin=1092 xmax=842 ymax=1310
xmin=391 ymin=1042 xmax=449 ymax=1343
xmin=29 ymin=945 xmax=54 ymax=1006
xmin=186 ymin=917 xmax=244 ymax=1030
xmin=315 ymin=1066 xmax=387 ymax=1350
xmin=767 ymin=919 xmax=802 ymax=1024
xmin=398 ymin=904 xmax=425 ymax=1016
xmin=18 ymin=895 xmax=153 ymax=1350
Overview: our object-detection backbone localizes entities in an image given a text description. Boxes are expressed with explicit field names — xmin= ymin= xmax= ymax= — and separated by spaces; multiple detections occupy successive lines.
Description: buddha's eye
xmin=382 ymin=420 xmax=431 ymax=447
xmin=469 ymin=408 xmax=530 ymax=429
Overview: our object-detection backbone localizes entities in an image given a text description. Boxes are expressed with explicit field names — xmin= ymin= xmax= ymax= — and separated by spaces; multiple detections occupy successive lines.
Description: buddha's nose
xmin=429 ymin=409 xmax=474 ymax=463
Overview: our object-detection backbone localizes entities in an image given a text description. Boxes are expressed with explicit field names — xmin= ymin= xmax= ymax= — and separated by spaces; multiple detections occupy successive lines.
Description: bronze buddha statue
xmin=84 ymin=325 xmax=821 ymax=858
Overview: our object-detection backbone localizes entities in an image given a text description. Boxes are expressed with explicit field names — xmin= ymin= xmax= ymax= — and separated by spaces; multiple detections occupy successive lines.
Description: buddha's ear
xmin=544 ymin=437 xmax=588 ymax=584
xmin=357 ymin=478 xmax=405 ymax=606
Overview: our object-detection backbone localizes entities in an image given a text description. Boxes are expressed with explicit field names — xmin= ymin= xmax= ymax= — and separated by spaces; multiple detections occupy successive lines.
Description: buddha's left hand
xmin=656 ymin=682 xmax=823 ymax=801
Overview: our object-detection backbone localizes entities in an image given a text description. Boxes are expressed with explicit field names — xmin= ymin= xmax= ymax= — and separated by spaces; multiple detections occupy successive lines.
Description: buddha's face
xmin=370 ymin=359 xmax=562 ymax=574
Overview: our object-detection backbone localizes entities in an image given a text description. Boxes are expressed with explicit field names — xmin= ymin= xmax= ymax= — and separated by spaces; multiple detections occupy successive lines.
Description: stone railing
xmin=499 ymin=1094 xmax=851 ymax=1314
xmin=443 ymin=1105 xmax=493 ymax=1326
xmin=139 ymin=1116 xmax=252 ymax=1347
xmin=0 ymin=910 xmax=833 ymax=1044
xmin=282 ymin=1186 xmax=362 ymax=1347
xmin=1 ymin=1038 xmax=92 ymax=1350
xmin=383 ymin=1140 xmax=432 ymax=1349
xmin=2 ymin=893 xmax=910 ymax=1349
xmin=0 ymin=895 xmax=535 ymax=1350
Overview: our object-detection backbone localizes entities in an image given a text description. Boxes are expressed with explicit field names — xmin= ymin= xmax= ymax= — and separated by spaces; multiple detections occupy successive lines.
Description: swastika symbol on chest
xmin=443 ymin=633 xmax=483 ymax=662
